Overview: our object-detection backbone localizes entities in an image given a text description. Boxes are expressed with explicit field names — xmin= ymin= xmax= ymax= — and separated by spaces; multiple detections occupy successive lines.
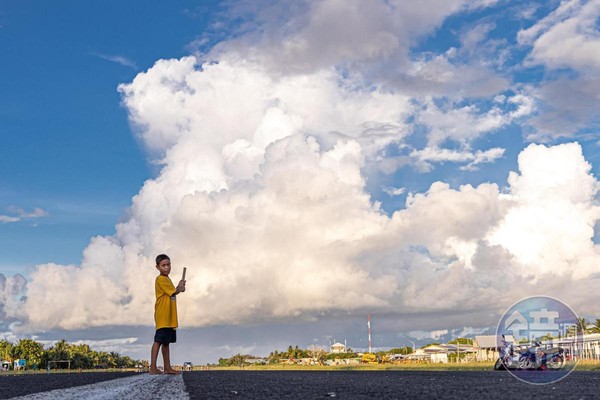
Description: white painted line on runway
xmin=11 ymin=373 xmax=190 ymax=400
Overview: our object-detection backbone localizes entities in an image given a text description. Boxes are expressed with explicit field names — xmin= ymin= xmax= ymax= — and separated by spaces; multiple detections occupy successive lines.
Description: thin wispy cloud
xmin=91 ymin=52 xmax=138 ymax=69
xmin=0 ymin=206 xmax=48 ymax=224
xmin=382 ymin=186 xmax=406 ymax=197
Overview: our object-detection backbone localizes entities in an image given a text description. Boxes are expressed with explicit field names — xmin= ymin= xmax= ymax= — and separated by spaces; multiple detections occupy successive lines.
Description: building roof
xmin=420 ymin=345 xmax=447 ymax=353
xmin=440 ymin=343 xmax=475 ymax=353
xmin=474 ymin=335 xmax=515 ymax=349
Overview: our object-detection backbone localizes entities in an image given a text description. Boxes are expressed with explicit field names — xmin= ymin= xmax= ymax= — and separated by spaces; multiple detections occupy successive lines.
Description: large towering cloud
xmin=5 ymin=0 xmax=600 ymax=333
xmin=0 ymin=273 xmax=27 ymax=327
xmin=488 ymin=143 xmax=600 ymax=279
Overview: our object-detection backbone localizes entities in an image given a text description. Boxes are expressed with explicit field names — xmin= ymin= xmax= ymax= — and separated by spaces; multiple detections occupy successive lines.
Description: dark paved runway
xmin=183 ymin=370 xmax=600 ymax=399
xmin=2 ymin=370 xmax=600 ymax=399
xmin=0 ymin=371 xmax=138 ymax=399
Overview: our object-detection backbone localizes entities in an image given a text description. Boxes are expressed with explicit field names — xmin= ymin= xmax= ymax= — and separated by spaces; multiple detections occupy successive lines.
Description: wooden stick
xmin=182 ymin=267 xmax=187 ymax=281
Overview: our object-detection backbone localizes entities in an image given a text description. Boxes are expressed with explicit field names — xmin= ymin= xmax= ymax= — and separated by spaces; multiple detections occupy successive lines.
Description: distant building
xmin=326 ymin=357 xmax=361 ymax=365
xmin=420 ymin=345 xmax=449 ymax=363
xmin=330 ymin=342 xmax=346 ymax=353
xmin=13 ymin=359 xmax=26 ymax=371
xmin=245 ymin=357 xmax=267 ymax=365
xmin=473 ymin=335 xmax=515 ymax=361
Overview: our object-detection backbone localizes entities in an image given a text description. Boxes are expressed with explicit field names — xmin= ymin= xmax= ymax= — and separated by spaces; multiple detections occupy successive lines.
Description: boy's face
xmin=156 ymin=259 xmax=171 ymax=276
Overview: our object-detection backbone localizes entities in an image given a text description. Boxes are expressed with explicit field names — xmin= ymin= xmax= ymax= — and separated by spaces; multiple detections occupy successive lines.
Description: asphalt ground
xmin=0 ymin=371 xmax=138 ymax=399
xmin=2 ymin=370 xmax=600 ymax=399
xmin=183 ymin=370 xmax=600 ymax=399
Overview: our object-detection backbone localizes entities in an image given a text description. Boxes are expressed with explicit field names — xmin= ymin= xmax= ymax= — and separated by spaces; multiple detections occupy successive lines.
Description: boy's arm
xmin=157 ymin=276 xmax=185 ymax=296
xmin=173 ymin=280 xmax=186 ymax=295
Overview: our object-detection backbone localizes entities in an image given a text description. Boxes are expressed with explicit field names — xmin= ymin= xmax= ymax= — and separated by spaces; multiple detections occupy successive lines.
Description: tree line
xmin=218 ymin=344 xmax=329 ymax=366
xmin=0 ymin=338 xmax=143 ymax=370
xmin=218 ymin=341 xmax=476 ymax=366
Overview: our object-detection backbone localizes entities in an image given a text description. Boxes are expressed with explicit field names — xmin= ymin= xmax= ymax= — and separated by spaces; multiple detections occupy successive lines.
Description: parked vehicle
xmin=518 ymin=341 xmax=565 ymax=370
xmin=494 ymin=335 xmax=565 ymax=371
xmin=494 ymin=335 xmax=520 ymax=370
xmin=361 ymin=353 xmax=378 ymax=364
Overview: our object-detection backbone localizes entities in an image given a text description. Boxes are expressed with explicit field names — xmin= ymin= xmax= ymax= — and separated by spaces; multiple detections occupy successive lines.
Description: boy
xmin=150 ymin=254 xmax=186 ymax=375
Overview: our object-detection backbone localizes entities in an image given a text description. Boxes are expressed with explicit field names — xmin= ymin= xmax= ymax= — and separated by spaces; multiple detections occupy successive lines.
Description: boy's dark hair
xmin=156 ymin=254 xmax=170 ymax=265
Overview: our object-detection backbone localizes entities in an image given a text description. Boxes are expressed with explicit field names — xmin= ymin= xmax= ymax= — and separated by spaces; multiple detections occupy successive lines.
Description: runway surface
xmin=183 ymin=370 xmax=600 ymax=399
xmin=0 ymin=372 xmax=138 ymax=399
xmin=2 ymin=370 xmax=600 ymax=399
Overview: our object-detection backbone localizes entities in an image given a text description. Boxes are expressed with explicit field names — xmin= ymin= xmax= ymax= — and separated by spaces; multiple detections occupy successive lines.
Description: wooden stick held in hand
xmin=182 ymin=267 xmax=187 ymax=281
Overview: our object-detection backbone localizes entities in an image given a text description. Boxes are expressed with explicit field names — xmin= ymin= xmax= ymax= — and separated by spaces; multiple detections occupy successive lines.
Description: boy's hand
xmin=177 ymin=280 xmax=186 ymax=293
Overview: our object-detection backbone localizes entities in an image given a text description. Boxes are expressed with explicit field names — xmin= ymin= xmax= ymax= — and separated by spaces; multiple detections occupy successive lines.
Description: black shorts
xmin=154 ymin=328 xmax=177 ymax=344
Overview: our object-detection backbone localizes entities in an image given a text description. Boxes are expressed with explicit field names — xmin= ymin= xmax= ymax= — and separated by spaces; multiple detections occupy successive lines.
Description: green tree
xmin=14 ymin=339 xmax=44 ymax=368
xmin=0 ymin=340 xmax=15 ymax=363
xmin=117 ymin=355 xmax=135 ymax=368
xmin=282 ymin=345 xmax=306 ymax=359
xmin=70 ymin=344 xmax=93 ymax=369
xmin=108 ymin=352 xmax=120 ymax=368
xmin=218 ymin=353 xmax=250 ymax=366
xmin=53 ymin=339 xmax=71 ymax=360
xmin=448 ymin=338 xmax=473 ymax=345
xmin=325 ymin=352 xmax=358 ymax=360
xmin=71 ymin=352 xmax=90 ymax=369
xmin=538 ymin=333 xmax=555 ymax=342
xmin=47 ymin=339 xmax=72 ymax=369
xmin=1 ymin=338 xmax=143 ymax=371
xmin=592 ymin=319 xmax=600 ymax=334
xmin=90 ymin=350 xmax=101 ymax=367
xmin=217 ymin=357 xmax=230 ymax=366
xmin=231 ymin=354 xmax=247 ymax=366
xmin=389 ymin=347 xmax=411 ymax=355
xmin=97 ymin=352 xmax=112 ymax=368
xmin=268 ymin=350 xmax=280 ymax=364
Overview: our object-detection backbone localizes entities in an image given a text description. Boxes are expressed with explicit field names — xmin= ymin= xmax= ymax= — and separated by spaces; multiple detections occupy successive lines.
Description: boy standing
xmin=150 ymin=254 xmax=186 ymax=375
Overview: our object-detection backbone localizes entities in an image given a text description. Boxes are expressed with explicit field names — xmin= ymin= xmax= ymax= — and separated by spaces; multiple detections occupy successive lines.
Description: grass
xmin=6 ymin=361 xmax=600 ymax=374
xmin=0 ymin=368 xmax=140 ymax=376
xmin=571 ymin=360 xmax=600 ymax=371
xmin=208 ymin=362 xmax=497 ymax=371
xmin=207 ymin=360 xmax=600 ymax=372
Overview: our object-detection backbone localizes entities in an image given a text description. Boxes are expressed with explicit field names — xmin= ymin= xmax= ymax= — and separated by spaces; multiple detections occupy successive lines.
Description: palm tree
xmin=592 ymin=319 xmax=600 ymax=334
xmin=15 ymin=339 xmax=44 ymax=367
xmin=108 ymin=352 xmax=120 ymax=368
xmin=0 ymin=340 xmax=14 ymax=363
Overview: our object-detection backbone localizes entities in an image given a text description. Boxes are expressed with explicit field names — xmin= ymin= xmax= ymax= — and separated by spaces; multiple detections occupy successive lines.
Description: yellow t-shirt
xmin=154 ymin=275 xmax=178 ymax=329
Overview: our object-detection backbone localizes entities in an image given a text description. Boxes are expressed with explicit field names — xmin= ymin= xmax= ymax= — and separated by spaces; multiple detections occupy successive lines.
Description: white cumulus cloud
xmin=6 ymin=0 xmax=600 ymax=336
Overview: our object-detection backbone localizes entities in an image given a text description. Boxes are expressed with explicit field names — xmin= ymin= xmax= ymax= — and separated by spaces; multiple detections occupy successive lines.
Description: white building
xmin=330 ymin=342 xmax=346 ymax=353
xmin=473 ymin=335 xmax=516 ymax=361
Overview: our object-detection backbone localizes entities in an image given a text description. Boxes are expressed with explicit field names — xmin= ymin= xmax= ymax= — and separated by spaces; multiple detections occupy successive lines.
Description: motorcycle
xmin=518 ymin=341 xmax=565 ymax=370
xmin=494 ymin=335 xmax=520 ymax=370
xmin=494 ymin=335 xmax=565 ymax=371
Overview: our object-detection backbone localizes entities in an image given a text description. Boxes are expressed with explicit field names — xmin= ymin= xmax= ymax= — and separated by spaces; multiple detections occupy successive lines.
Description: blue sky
xmin=2 ymin=0 xmax=600 ymax=364
xmin=1 ymin=1 xmax=222 ymax=271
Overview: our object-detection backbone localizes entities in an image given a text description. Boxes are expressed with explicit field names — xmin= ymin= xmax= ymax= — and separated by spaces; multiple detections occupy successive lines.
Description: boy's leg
xmin=162 ymin=343 xmax=181 ymax=374
xmin=149 ymin=342 xmax=162 ymax=374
